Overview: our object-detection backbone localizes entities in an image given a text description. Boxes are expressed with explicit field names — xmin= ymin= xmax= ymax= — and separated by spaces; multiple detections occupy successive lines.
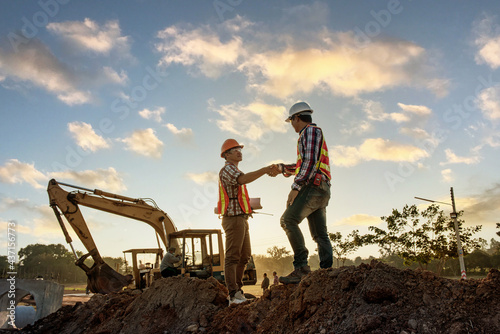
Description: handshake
xmin=266 ymin=164 xmax=283 ymax=177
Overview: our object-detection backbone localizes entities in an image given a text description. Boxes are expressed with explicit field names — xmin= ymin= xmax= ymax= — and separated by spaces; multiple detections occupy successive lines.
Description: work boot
xmin=279 ymin=266 xmax=311 ymax=284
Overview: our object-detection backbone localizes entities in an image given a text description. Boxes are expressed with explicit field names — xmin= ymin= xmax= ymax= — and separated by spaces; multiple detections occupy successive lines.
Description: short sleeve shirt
xmin=219 ymin=161 xmax=244 ymax=216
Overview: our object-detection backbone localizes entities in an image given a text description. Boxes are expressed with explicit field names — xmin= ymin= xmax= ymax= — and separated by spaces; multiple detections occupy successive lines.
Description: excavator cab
xmin=168 ymin=229 xmax=225 ymax=283
xmin=122 ymin=248 xmax=163 ymax=289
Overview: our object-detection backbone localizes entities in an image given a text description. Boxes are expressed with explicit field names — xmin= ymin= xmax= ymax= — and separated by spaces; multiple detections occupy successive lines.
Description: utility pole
xmin=415 ymin=187 xmax=467 ymax=279
xmin=450 ymin=187 xmax=466 ymax=280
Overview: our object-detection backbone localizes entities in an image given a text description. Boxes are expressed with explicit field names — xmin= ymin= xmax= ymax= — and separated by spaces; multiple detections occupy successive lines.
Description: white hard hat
xmin=285 ymin=102 xmax=313 ymax=122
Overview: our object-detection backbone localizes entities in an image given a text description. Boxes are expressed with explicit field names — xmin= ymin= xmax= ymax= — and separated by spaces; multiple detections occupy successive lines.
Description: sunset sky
xmin=1 ymin=1 xmax=499 ymax=264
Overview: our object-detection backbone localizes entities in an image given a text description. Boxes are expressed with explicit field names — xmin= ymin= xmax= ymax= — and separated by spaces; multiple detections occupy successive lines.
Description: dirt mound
xmin=9 ymin=260 xmax=500 ymax=333
xmin=18 ymin=276 xmax=228 ymax=334
xmin=209 ymin=261 xmax=500 ymax=334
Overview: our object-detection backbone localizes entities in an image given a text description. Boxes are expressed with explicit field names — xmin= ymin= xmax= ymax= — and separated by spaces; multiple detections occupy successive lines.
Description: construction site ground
xmin=6 ymin=260 xmax=499 ymax=333
xmin=60 ymin=284 xmax=265 ymax=307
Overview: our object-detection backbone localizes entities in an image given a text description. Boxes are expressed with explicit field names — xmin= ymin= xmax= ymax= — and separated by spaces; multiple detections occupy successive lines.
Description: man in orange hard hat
xmin=276 ymin=101 xmax=333 ymax=284
xmin=217 ymin=138 xmax=279 ymax=305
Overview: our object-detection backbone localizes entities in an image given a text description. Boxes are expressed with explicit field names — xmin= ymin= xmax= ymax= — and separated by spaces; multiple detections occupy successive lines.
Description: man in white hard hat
xmin=217 ymin=139 xmax=279 ymax=304
xmin=276 ymin=102 xmax=333 ymax=284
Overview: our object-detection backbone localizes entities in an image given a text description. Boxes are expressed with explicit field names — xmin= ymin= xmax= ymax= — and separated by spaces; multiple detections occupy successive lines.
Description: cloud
xmin=477 ymin=86 xmax=500 ymax=121
xmin=1 ymin=205 xmax=60 ymax=238
xmin=399 ymin=127 xmax=431 ymax=140
xmin=164 ymin=123 xmax=194 ymax=143
xmin=360 ymin=100 xmax=389 ymax=122
xmin=0 ymin=219 xmax=32 ymax=235
xmin=440 ymin=148 xmax=481 ymax=165
xmin=358 ymin=100 xmax=409 ymax=123
xmin=334 ymin=214 xmax=381 ymax=226
xmin=102 ymin=66 xmax=129 ymax=85
xmin=360 ymin=138 xmax=429 ymax=162
xmin=240 ymin=34 xmax=445 ymax=98
xmin=1 ymin=205 xmax=64 ymax=238
xmin=68 ymin=121 xmax=110 ymax=152
xmin=120 ymin=128 xmax=163 ymax=158
xmin=31 ymin=205 xmax=64 ymax=237
xmin=330 ymin=145 xmax=362 ymax=167
xmin=0 ymin=39 xmax=91 ymax=105
xmin=331 ymin=138 xmax=429 ymax=167
xmin=397 ymin=103 xmax=432 ymax=116
xmin=210 ymin=100 xmax=287 ymax=140
xmin=185 ymin=172 xmax=218 ymax=185
xmin=441 ymin=168 xmax=454 ymax=183
xmin=461 ymin=183 xmax=500 ymax=225
xmin=473 ymin=14 xmax=500 ymax=69
xmin=139 ymin=107 xmax=165 ymax=123
xmin=0 ymin=197 xmax=30 ymax=212
xmin=155 ymin=11 xmax=446 ymax=99
xmin=340 ymin=120 xmax=372 ymax=136
xmin=47 ymin=18 xmax=132 ymax=57
xmin=0 ymin=159 xmax=47 ymax=189
xmin=156 ymin=22 xmax=245 ymax=78
xmin=50 ymin=167 xmax=126 ymax=192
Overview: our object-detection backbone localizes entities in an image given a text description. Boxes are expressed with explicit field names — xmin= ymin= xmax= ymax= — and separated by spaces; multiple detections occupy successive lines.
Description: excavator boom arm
xmin=47 ymin=179 xmax=178 ymax=293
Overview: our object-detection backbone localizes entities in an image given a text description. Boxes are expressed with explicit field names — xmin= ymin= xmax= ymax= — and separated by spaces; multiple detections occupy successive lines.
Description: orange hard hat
xmin=220 ymin=139 xmax=243 ymax=158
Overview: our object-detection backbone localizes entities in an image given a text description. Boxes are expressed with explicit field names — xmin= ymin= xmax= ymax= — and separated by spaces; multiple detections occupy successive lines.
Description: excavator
xmin=47 ymin=179 xmax=257 ymax=294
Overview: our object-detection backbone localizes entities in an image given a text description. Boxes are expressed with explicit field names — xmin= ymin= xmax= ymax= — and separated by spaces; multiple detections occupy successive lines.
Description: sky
xmin=1 ymin=1 xmax=500 ymax=265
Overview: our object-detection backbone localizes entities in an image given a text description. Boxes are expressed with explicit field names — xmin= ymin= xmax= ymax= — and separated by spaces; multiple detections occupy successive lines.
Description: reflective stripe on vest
xmin=217 ymin=179 xmax=252 ymax=215
xmin=295 ymin=125 xmax=331 ymax=180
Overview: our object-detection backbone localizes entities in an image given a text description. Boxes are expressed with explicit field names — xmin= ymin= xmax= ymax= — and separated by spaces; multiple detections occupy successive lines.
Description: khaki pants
xmin=222 ymin=215 xmax=251 ymax=295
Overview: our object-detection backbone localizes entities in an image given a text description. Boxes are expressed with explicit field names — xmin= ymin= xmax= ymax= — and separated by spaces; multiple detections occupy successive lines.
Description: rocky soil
xmin=7 ymin=260 xmax=500 ymax=333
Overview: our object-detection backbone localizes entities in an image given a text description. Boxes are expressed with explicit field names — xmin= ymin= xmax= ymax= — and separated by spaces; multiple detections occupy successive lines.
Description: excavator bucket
xmin=76 ymin=251 xmax=133 ymax=294
xmin=84 ymin=262 xmax=133 ymax=294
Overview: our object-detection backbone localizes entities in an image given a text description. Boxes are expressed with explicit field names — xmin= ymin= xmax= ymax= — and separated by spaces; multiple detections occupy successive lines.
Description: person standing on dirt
xmin=160 ymin=247 xmax=181 ymax=278
xmin=276 ymin=102 xmax=333 ymax=284
xmin=217 ymin=139 xmax=279 ymax=304
xmin=272 ymin=271 xmax=279 ymax=285
xmin=261 ymin=273 xmax=270 ymax=293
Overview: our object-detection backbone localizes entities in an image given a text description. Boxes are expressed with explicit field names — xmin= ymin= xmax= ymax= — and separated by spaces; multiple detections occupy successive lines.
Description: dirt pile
xmin=209 ymin=261 xmax=499 ymax=333
xmin=10 ymin=260 xmax=500 ymax=333
xmin=18 ymin=276 xmax=228 ymax=334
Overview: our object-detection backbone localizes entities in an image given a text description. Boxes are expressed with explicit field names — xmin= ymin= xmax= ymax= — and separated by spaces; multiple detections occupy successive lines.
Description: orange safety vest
xmin=217 ymin=176 xmax=252 ymax=216
xmin=295 ymin=124 xmax=331 ymax=180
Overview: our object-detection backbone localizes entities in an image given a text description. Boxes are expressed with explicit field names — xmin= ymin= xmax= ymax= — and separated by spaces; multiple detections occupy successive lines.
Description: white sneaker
xmin=228 ymin=296 xmax=246 ymax=305
xmin=234 ymin=290 xmax=247 ymax=301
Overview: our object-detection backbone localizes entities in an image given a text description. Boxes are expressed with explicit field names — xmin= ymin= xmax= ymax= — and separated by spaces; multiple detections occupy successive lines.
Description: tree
xmin=465 ymin=250 xmax=492 ymax=274
xmin=497 ymin=223 xmax=500 ymax=237
xmin=102 ymin=257 xmax=126 ymax=274
xmin=266 ymin=246 xmax=292 ymax=274
xmin=328 ymin=230 xmax=361 ymax=267
xmin=486 ymin=238 xmax=500 ymax=255
xmin=267 ymin=246 xmax=291 ymax=260
xmin=363 ymin=204 xmax=484 ymax=275
xmin=0 ymin=256 xmax=9 ymax=277
xmin=17 ymin=243 xmax=86 ymax=282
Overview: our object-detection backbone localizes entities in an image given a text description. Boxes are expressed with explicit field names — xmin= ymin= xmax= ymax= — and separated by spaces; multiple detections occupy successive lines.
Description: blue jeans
xmin=280 ymin=181 xmax=333 ymax=269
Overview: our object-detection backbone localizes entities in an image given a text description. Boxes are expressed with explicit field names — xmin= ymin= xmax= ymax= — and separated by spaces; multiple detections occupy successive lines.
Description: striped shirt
xmin=219 ymin=161 xmax=245 ymax=216
xmin=283 ymin=123 xmax=329 ymax=191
